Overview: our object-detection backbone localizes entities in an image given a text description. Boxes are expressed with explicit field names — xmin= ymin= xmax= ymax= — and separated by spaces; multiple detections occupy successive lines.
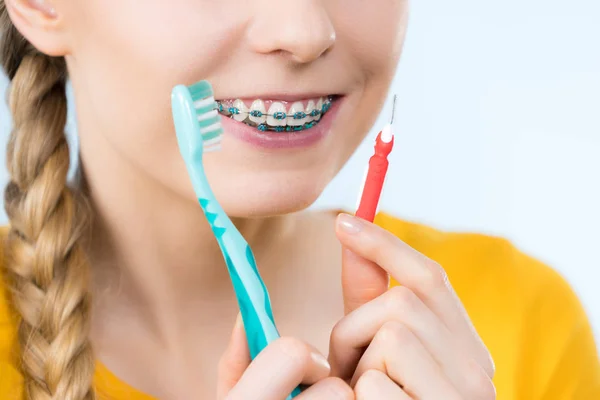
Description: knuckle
xmin=362 ymin=235 xmax=381 ymax=258
xmin=355 ymin=369 xmax=385 ymax=395
xmin=330 ymin=319 xmax=348 ymax=345
xmin=274 ymin=337 xmax=312 ymax=368
xmin=381 ymin=230 xmax=400 ymax=248
xmin=366 ymin=229 xmax=399 ymax=259
xmin=217 ymin=354 xmax=245 ymax=378
xmin=375 ymin=320 xmax=414 ymax=348
xmin=380 ymin=234 xmax=404 ymax=262
xmin=417 ymin=259 xmax=449 ymax=293
xmin=321 ymin=377 xmax=354 ymax=399
xmin=464 ymin=359 xmax=497 ymax=400
xmin=385 ymin=286 xmax=418 ymax=313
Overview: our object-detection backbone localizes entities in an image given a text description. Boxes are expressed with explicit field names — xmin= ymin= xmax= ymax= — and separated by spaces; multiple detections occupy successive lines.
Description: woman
xmin=0 ymin=0 xmax=598 ymax=399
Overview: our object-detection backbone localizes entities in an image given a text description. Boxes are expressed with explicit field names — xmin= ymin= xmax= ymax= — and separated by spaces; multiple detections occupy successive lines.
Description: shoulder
xmin=374 ymin=211 xmax=581 ymax=310
xmin=0 ymin=226 xmax=15 ymax=331
xmin=0 ymin=226 xmax=12 ymax=323
xmin=0 ymin=226 xmax=24 ymax=399
xmin=375 ymin=212 xmax=600 ymax=397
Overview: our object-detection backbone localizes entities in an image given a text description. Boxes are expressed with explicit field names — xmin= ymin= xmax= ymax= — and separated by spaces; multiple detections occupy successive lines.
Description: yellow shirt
xmin=1 ymin=214 xmax=599 ymax=399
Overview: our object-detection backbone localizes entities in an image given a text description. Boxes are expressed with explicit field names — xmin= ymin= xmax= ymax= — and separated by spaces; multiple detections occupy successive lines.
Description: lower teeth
xmin=255 ymin=121 xmax=319 ymax=132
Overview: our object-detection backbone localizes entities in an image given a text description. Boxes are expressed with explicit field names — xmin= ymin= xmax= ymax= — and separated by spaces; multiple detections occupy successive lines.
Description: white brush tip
xmin=381 ymin=124 xmax=393 ymax=143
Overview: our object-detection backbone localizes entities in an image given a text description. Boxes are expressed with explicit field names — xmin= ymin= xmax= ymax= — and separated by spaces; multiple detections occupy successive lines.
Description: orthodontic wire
xmin=215 ymin=107 xmax=330 ymax=119
xmin=215 ymin=97 xmax=334 ymax=120
xmin=213 ymin=97 xmax=335 ymax=132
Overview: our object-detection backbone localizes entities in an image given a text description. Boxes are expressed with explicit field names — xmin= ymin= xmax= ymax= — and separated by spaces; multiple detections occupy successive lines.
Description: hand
xmin=217 ymin=314 xmax=353 ymax=400
xmin=329 ymin=213 xmax=496 ymax=399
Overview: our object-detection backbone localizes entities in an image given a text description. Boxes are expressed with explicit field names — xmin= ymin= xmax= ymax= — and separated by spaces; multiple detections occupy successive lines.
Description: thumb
xmin=338 ymin=215 xmax=389 ymax=314
xmin=341 ymin=248 xmax=389 ymax=314
xmin=217 ymin=313 xmax=251 ymax=399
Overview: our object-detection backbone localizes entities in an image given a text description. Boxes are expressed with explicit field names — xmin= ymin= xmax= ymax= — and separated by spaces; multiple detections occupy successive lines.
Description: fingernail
xmin=234 ymin=312 xmax=243 ymax=330
xmin=337 ymin=213 xmax=362 ymax=234
xmin=311 ymin=351 xmax=331 ymax=372
xmin=228 ymin=313 xmax=243 ymax=346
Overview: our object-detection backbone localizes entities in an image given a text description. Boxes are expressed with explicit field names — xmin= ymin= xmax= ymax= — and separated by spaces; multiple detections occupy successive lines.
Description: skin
xmin=7 ymin=0 xmax=496 ymax=398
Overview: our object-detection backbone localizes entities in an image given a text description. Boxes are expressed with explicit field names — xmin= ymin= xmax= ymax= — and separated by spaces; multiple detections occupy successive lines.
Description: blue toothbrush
xmin=171 ymin=80 xmax=302 ymax=398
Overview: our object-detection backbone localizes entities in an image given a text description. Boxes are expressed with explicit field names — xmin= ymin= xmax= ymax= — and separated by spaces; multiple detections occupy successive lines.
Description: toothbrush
xmin=355 ymin=95 xmax=397 ymax=222
xmin=171 ymin=80 xmax=302 ymax=398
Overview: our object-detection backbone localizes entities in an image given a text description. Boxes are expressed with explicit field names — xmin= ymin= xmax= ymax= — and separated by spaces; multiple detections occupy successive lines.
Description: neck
xmin=78 ymin=146 xmax=302 ymax=344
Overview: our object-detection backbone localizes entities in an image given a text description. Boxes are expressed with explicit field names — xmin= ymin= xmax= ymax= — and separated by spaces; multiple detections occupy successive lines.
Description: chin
xmin=215 ymin=181 xmax=326 ymax=218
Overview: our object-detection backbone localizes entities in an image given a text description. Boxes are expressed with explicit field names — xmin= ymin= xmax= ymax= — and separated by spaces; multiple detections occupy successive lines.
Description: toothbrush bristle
xmin=198 ymin=109 xmax=219 ymax=122
xmin=187 ymin=80 xmax=224 ymax=151
xmin=188 ymin=80 xmax=215 ymax=101
xmin=204 ymin=143 xmax=222 ymax=153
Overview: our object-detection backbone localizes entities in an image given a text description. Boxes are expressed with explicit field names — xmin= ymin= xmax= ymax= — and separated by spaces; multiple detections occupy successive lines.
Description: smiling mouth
xmin=215 ymin=96 xmax=337 ymax=133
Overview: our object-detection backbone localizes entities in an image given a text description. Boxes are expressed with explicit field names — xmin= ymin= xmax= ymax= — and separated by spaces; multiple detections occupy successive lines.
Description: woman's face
xmin=64 ymin=0 xmax=409 ymax=217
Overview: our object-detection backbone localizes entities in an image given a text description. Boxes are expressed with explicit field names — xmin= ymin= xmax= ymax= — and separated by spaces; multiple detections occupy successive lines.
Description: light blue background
xmin=1 ymin=0 xmax=599 ymax=343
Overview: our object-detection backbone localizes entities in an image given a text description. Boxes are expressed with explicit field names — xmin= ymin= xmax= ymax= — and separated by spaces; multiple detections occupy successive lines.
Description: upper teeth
xmin=233 ymin=99 xmax=248 ymax=122
xmin=249 ymin=100 xmax=267 ymax=124
xmin=315 ymin=99 xmax=324 ymax=122
xmin=217 ymin=96 xmax=333 ymax=126
xmin=287 ymin=102 xmax=306 ymax=126
xmin=267 ymin=102 xmax=287 ymax=127
xmin=305 ymin=100 xmax=316 ymax=123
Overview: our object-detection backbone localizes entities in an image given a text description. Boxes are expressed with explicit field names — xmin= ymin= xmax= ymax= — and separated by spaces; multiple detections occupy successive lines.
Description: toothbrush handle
xmin=214 ymin=230 xmax=280 ymax=360
xmin=172 ymin=86 xmax=281 ymax=357
xmin=172 ymin=87 xmax=301 ymax=397
xmin=204 ymin=200 xmax=303 ymax=399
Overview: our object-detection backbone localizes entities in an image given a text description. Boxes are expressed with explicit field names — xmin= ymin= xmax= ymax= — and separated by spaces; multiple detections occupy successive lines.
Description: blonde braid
xmin=1 ymin=3 xmax=96 ymax=399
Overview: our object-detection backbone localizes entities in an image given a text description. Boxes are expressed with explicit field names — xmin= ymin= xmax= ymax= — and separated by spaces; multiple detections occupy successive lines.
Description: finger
xmin=295 ymin=377 xmax=354 ymax=400
xmin=330 ymin=286 xmax=489 ymax=396
xmin=217 ymin=313 xmax=251 ymax=399
xmin=226 ymin=337 xmax=331 ymax=400
xmin=355 ymin=334 xmax=496 ymax=400
xmin=329 ymin=286 xmax=449 ymax=379
xmin=351 ymin=321 xmax=462 ymax=400
xmin=341 ymin=248 xmax=389 ymax=314
xmin=355 ymin=370 xmax=411 ymax=400
xmin=336 ymin=213 xmax=494 ymax=377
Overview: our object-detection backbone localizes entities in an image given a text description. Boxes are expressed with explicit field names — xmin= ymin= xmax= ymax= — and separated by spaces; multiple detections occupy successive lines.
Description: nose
xmin=247 ymin=0 xmax=336 ymax=64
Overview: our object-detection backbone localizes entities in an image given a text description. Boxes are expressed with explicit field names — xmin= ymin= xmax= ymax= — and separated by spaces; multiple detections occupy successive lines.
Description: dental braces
xmin=215 ymin=96 xmax=334 ymax=120
xmin=255 ymin=120 xmax=322 ymax=132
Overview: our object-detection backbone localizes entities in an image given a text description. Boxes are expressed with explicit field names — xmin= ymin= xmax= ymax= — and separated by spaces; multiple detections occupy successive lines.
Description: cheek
xmin=333 ymin=0 xmax=409 ymax=74
xmin=69 ymin=0 xmax=240 ymax=128
xmin=331 ymin=0 xmax=409 ymax=151
xmin=67 ymin=0 xmax=248 ymax=193
xmin=65 ymin=0 xmax=408 ymax=216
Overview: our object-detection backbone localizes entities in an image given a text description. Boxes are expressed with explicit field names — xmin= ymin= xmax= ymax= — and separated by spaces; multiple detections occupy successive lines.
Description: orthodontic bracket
xmin=215 ymin=97 xmax=334 ymax=120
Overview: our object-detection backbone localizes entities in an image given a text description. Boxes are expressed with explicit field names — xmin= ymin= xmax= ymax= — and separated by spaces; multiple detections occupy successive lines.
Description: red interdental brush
xmin=355 ymin=95 xmax=397 ymax=222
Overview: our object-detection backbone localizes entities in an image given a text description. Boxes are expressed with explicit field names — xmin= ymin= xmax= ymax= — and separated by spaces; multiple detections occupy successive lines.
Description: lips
xmin=218 ymin=94 xmax=344 ymax=149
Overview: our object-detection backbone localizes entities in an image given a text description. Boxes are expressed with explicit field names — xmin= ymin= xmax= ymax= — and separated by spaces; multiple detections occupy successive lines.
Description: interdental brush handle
xmin=356 ymin=126 xmax=394 ymax=222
